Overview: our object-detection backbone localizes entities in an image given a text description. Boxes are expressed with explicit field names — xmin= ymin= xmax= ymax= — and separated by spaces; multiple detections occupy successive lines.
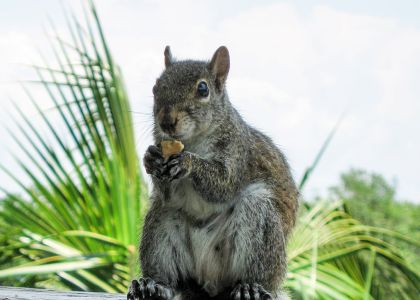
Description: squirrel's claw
xmin=144 ymin=145 xmax=166 ymax=179
xmin=164 ymin=152 xmax=189 ymax=181
xmin=127 ymin=277 xmax=173 ymax=300
xmin=230 ymin=283 xmax=272 ymax=300
xmin=144 ymin=146 xmax=189 ymax=181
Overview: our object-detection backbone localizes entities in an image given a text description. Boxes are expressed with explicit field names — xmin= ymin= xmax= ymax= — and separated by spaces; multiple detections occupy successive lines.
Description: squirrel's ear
xmin=164 ymin=46 xmax=173 ymax=68
xmin=209 ymin=46 xmax=230 ymax=89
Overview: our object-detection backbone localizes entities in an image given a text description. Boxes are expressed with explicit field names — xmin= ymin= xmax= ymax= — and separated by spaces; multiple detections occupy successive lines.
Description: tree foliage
xmin=329 ymin=169 xmax=420 ymax=297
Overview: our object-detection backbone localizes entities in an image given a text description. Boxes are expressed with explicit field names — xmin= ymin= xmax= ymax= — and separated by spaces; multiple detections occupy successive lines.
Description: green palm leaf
xmin=286 ymin=200 xmax=420 ymax=299
xmin=0 ymin=0 xmax=146 ymax=292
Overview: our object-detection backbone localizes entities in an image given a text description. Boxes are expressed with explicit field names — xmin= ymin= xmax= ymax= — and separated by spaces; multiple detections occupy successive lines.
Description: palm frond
xmin=286 ymin=201 xmax=420 ymax=299
xmin=0 ymin=1 xmax=146 ymax=292
xmin=298 ymin=113 xmax=345 ymax=191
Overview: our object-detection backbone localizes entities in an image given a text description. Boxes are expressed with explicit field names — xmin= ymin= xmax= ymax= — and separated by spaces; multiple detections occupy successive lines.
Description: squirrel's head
xmin=152 ymin=46 xmax=230 ymax=141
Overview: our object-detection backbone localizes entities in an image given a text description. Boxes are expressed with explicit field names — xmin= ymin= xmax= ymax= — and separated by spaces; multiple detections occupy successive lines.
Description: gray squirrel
xmin=127 ymin=46 xmax=299 ymax=300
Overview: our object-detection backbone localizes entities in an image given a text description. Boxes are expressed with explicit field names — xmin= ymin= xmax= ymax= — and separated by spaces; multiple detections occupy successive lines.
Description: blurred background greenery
xmin=0 ymin=2 xmax=418 ymax=299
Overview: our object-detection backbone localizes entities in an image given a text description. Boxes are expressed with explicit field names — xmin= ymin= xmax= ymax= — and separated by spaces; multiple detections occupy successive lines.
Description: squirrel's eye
xmin=197 ymin=81 xmax=209 ymax=97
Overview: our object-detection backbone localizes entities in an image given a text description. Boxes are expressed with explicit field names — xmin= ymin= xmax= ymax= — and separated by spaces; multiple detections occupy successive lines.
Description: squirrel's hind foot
xmin=230 ymin=283 xmax=272 ymax=300
xmin=127 ymin=277 xmax=174 ymax=300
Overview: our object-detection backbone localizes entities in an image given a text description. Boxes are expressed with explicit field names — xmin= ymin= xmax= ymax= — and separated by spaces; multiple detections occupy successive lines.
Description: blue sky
xmin=0 ymin=0 xmax=419 ymax=202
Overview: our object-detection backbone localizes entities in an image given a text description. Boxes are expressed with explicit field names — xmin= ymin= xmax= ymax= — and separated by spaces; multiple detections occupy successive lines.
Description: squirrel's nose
xmin=160 ymin=115 xmax=178 ymax=133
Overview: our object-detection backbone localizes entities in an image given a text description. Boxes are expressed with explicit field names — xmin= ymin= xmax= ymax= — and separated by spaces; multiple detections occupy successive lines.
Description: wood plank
xmin=0 ymin=286 xmax=126 ymax=300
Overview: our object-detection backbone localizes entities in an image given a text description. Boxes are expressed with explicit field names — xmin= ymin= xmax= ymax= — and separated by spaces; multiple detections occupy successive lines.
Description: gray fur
xmin=128 ymin=46 xmax=299 ymax=300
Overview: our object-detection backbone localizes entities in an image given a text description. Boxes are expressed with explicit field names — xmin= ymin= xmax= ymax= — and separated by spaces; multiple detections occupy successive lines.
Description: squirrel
xmin=127 ymin=46 xmax=299 ymax=300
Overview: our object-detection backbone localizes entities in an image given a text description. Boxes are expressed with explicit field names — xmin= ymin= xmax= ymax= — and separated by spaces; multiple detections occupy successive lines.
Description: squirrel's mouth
xmin=159 ymin=129 xmax=184 ymax=141
xmin=158 ymin=118 xmax=196 ymax=142
xmin=168 ymin=133 xmax=183 ymax=140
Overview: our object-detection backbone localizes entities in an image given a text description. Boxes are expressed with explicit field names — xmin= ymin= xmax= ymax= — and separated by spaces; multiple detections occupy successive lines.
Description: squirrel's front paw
xmin=144 ymin=145 xmax=166 ymax=179
xmin=164 ymin=152 xmax=191 ymax=181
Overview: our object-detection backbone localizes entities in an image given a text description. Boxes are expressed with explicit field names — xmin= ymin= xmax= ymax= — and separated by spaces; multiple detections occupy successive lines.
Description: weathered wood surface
xmin=0 ymin=286 xmax=126 ymax=300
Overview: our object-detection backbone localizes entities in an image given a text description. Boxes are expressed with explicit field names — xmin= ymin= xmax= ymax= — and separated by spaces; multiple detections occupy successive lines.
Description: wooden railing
xmin=0 ymin=286 xmax=125 ymax=300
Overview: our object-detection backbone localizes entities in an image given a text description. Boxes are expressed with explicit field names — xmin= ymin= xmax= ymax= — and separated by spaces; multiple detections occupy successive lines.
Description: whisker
xmin=135 ymin=125 xmax=154 ymax=148
xmin=128 ymin=110 xmax=153 ymax=116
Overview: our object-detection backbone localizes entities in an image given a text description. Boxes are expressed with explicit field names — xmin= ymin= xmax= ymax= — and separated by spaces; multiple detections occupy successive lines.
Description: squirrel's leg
xmin=224 ymin=182 xmax=287 ymax=300
xmin=127 ymin=203 xmax=193 ymax=300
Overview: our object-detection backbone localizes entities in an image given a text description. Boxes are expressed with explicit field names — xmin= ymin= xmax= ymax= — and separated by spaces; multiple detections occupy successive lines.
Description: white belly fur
xmin=167 ymin=180 xmax=272 ymax=296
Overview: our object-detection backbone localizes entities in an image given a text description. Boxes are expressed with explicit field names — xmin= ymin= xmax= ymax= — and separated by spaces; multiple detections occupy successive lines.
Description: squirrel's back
xmin=245 ymin=126 xmax=299 ymax=237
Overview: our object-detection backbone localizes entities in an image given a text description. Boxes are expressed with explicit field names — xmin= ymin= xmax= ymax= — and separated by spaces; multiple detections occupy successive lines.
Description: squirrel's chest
xmin=168 ymin=179 xmax=225 ymax=220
